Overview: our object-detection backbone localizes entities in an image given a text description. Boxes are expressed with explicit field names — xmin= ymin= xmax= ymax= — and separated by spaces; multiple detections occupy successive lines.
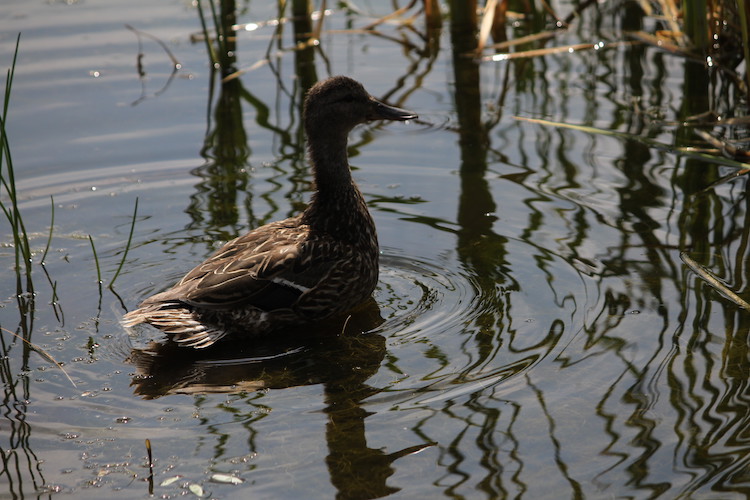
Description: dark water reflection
xmin=128 ymin=300 xmax=386 ymax=397
xmin=3 ymin=0 xmax=750 ymax=499
xmin=128 ymin=303 xmax=435 ymax=499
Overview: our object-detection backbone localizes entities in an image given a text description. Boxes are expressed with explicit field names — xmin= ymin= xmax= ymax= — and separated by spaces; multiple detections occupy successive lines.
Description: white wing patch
xmin=270 ymin=276 xmax=311 ymax=293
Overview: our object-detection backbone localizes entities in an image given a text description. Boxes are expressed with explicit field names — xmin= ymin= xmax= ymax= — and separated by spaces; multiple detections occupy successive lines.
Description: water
xmin=2 ymin=1 xmax=750 ymax=499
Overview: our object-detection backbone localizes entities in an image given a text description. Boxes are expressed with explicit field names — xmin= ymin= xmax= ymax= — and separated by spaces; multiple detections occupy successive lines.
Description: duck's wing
xmin=163 ymin=228 xmax=341 ymax=312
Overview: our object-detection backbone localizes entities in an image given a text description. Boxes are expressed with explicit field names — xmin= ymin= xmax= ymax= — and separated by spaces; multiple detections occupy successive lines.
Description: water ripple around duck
xmin=372 ymin=244 xmax=589 ymax=409
xmin=375 ymin=250 xmax=479 ymax=344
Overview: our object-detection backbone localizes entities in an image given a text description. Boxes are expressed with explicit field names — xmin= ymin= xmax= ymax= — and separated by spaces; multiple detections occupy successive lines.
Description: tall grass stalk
xmin=0 ymin=34 xmax=34 ymax=300
xmin=89 ymin=234 xmax=104 ymax=318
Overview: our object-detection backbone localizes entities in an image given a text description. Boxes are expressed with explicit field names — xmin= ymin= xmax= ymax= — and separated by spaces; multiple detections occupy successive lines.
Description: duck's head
xmin=304 ymin=76 xmax=417 ymax=135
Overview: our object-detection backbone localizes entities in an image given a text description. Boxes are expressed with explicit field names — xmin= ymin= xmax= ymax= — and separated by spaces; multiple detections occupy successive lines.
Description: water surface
xmin=2 ymin=1 xmax=750 ymax=499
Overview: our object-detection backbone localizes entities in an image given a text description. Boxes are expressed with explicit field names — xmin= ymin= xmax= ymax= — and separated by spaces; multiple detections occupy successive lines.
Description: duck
xmin=122 ymin=76 xmax=417 ymax=348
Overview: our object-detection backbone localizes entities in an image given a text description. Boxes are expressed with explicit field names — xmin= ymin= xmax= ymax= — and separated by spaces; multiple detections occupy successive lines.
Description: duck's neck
xmin=302 ymin=130 xmax=376 ymax=243
xmin=307 ymin=131 xmax=351 ymax=194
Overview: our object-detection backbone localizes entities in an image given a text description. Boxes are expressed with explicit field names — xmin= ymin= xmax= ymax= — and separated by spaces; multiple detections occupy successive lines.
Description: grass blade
xmin=1 ymin=326 xmax=77 ymax=388
xmin=41 ymin=195 xmax=55 ymax=264
xmin=0 ymin=34 xmax=34 ymax=299
xmin=514 ymin=115 xmax=750 ymax=170
xmin=109 ymin=197 xmax=138 ymax=288
xmin=89 ymin=235 xmax=102 ymax=285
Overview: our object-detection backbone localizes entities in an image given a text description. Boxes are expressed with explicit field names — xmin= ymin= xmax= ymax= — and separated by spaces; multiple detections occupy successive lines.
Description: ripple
xmin=374 ymin=249 xmax=480 ymax=343
xmin=373 ymin=113 xmax=453 ymax=136
xmin=14 ymin=159 xmax=198 ymax=210
xmin=367 ymin=244 xmax=590 ymax=409
xmin=405 ymin=114 xmax=456 ymax=134
xmin=115 ymin=250 xmax=480 ymax=362
xmin=14 ymin=159 xmax=580 ymax=407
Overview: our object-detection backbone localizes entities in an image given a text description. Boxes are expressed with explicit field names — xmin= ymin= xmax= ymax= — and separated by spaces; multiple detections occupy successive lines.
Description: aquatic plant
xmin=0 ymin=34 xmax=32 ymax=304
xmin=0 ymin=33 xmax=65 ymax=498
xmin=0 ymin=34 xmax=46 ymax=360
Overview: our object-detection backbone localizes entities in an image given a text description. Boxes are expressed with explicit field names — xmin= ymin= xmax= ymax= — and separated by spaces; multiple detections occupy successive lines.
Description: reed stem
xmin=109 ymin=197 xmax=139 ymax=288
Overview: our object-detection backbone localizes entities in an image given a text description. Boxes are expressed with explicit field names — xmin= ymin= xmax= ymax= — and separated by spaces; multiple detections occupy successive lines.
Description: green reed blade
xmin=89 ymin=235 xmax=102 ymax=285
xmin=196 ymin=0 xmax=218 ymax=66
xmin=0 ymin=34 xmax=34 ymax=298
xmin=108 ymin=197 xmax=139 ymax=288
xmin=41 ymin=195 xmax=55 ymax=264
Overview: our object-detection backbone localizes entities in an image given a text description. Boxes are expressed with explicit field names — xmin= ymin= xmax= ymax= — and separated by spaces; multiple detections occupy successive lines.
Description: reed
xmin=40 ymin=195 xmax=54 ymax=263
xmin=108 ymin=197 xmax=139 ymax=288
xmin=88 ymin=234 xmax=104 ymax=318
xmin=88 ymin=235 xmax=102 ymax=285
xmin=87 ymin=197 xmax=138 ymax=305
xmin=0 ymin=34 xmax=34 ymax=301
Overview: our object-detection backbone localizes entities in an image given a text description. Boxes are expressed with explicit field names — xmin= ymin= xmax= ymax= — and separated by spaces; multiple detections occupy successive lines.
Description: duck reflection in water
xmin=127 ymin=301 xmax=433 ymax=499
xmin=122 ymin=76 xmax=417 ymax=348
xmin=128 ymin=299 xmax=385 ymax=397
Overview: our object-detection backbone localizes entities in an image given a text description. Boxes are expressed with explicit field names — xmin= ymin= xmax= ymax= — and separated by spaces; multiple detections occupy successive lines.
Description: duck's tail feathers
xmin=121 ymin=303 xmax=228 ymax=349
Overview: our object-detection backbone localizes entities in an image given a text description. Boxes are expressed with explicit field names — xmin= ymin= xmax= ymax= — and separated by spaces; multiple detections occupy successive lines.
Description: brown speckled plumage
xmin=121 ymin=76 xmax=417 ymax=348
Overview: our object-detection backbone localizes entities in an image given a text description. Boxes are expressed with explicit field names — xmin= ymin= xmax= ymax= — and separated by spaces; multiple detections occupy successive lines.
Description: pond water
xmin=3 ymin=1 xmax=750 ymax=499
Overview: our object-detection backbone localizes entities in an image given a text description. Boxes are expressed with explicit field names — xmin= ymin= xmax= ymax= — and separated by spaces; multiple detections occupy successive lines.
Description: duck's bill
xmin=369 ymin=99 xmax=418 ymax=121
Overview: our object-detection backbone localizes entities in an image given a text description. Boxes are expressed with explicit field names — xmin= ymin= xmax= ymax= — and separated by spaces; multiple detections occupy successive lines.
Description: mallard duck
xmin=122 ymin=76 xmax=417 ymax=348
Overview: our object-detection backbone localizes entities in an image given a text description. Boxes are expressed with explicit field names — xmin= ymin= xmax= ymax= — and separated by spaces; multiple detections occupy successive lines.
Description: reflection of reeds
xmin=470 ymin=0 xmax=750 ymax=179
xmin=515 ymin=116 xmax=750 ymax=170
xmin=199 ymin=1 xmax=436 ymax=82
xmin=126 ymin=24 xmax=182 ymax=106
xmin=475 ymin=0 xmax=748 ymax=102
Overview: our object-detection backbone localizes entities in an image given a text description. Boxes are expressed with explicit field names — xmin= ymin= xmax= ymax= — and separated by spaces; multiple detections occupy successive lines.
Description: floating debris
xmin=188 ymin=483 xmax=205 ymax=497
xmin=680 ymin=253 xmax=750 ymax=309
xmin=210 ymin=473 xmax=244 ymax=485
xmin=159 ymin=475 xmax=182 ymax=487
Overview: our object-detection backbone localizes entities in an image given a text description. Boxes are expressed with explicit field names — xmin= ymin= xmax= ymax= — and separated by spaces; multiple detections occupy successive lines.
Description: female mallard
xmin=122 ymin=76 xmax=417 ymax=348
